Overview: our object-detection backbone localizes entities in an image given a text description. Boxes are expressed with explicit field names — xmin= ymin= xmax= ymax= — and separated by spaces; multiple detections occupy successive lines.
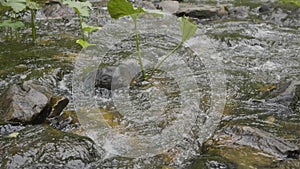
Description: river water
xmin=0 ymin=0 xmax=299 ymax=168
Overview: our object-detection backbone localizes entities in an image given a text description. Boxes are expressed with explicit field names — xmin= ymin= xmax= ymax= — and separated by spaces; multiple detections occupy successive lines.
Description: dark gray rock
xmin=176 ymin=3 xmax=228 ymax=19
xmin=212 ymin=125 xmax=300 ymax=159
xmin=0 ymin=125 xmax=102 ymax=168
xmin=0 ymin=81 xmax=52 ymax=124
xmin=0 ymin=81 xmax=69 ymax=124
xmin=228 ymin=6 xmax=249 ymax=19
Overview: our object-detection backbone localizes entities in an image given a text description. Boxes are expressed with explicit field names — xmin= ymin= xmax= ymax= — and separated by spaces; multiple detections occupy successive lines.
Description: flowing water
xmin=72 ymin=14 xmax=226 ymax=164
xmin=0 ymin=0 xmax=300 ymax=168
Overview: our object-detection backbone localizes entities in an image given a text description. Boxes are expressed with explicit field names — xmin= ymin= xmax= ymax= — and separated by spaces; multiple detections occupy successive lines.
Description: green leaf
xmin=280 ymin=0 xmax=300 ymax=7
xmin=179 ymin=17 xmax=197 ymax=43
xmin=76 ymin=39 xmax=96 ymax=49
xmin=0 ymin=20 xmax=25 ymax=28
xmin=63 ymin=0 xmax=92 ymax=17
xmin=107 ymin=0 xmax=145 ymax=19
xmin=2 ymin=0 xmax=26 ymax=13
xmin=26 ymin=0 xmax=40 ymax=10
xmin=82 ymin=22 xmax=101 ymax=34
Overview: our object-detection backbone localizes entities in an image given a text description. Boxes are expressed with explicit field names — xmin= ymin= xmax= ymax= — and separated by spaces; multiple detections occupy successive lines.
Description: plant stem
xmin=9 ymin=27 xmax=12 ymax=41
xmin=79 ymin=16 xmax=85 ymax=40
xmin=31 ymin=9 xmax=36 ymax=43
xmin=148 ymin=42 xmax=183 ymax=78
xmin=132 ymin=16 xmax=145 ymax=78
xmin=15 ymin=28 xmax=19 ymax=41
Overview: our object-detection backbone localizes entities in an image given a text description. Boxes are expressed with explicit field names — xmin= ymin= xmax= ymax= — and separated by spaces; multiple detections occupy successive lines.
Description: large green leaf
xmin=2 ymin=0 xmax=26 ymax=13
xmin=82 ymin=22 xmax=101 ymax=34
xmin=179 ymin=17 xmax=197 ymax=43
xmin=76 ymin=39 xmax=96 ymax=50
xmin=63 ymin=0 xmax=92 ymax=17
xmin=280 ymin=0 xmax=300 ymax=7
xmin=26 ymin=0 xmax=39 ymax=10
xmin=107 ymin=0 xmax=144 ymax=19
xmin=0 ymin=20 xmax=25 ymax=28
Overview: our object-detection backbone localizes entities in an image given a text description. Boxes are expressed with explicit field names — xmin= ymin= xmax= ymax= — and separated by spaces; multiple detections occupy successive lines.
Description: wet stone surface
xmin=0 ymin=0 xmax=300 ymax=168
xmin=0 ymin=125 xmax=102 ymax=169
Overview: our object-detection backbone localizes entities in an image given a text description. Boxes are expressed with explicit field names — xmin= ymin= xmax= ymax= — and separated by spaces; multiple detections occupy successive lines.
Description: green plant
xmin=280 ymin=0 xmax=300 ymax=7
xmin=63 ymin=0 xmax=92 ymax=41
xmin=63 ymin=0 xmax=100 ymax=49
xmin=0 ymin=0 xmax=40 ymax=43
xmin=107 ymin=0 xmax=197 ymax=79
xmin=76 ymin=39 xmax=95 ymax=51
xmin=0 ymin=19 xmax=25 ymax=41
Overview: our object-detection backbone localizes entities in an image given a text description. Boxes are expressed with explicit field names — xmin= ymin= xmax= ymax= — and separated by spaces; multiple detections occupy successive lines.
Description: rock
xmin=176 ymin=3 xmax=229 ymax=19
xmin=42 ymin=0 xmax=75 ymax=20
xmin=0 ymin=81 xmax=52 ymax=124
xmin=139 ymin=1 xmax=157 ymax=10
xmin=0 ymin=81 xmax=69 ymax=124
xmin=211 ymin=125 xmax=300 ymax=159
xmin=48 ymin=96 xmax=69 ymax=118
xmin=0 ymin=125 xmax=102 ymax=168
xmin=228 ymin=6 xmax=249 ymax=19
xmin=0 ymin=124 xmax=25 ymax=135
xmin=158 ymin=1 xmax=180 ymax=13
xmin=47 ymin=110 xmax=79 ymax=131
xmin=258 ymin=4 xmax=272 ymax=13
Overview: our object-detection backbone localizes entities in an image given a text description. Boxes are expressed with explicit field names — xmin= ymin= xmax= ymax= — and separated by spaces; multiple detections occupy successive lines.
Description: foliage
xmin=76 ymin=39 xmax=96 ymax=50
xmin=0 ymin=19 xmax=24 ymax=28
xmin=180 ymin=17 xmax=197 ymax=43
xmin=107 ymin=0 xmax=144 ymax=19
xmin=63 ymin=0 xmax=92 ymax=17
xmin=107 ymin=0 xmax=197 ymax=79
xmin=280 ymin=0 xmax=300 ymax=7
xmin=63 ymin=0 xmax=100 ymax=49
xmin=82 ymin=22 xmax=101 ymax=39
xmin=0 ymin=0 xmax=27 ymax=13
xmin=0 ymin=0 xmax=40 ymax=43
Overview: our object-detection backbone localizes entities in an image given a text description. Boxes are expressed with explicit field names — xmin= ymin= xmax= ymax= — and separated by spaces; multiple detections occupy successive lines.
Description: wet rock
xmin=158 ymin=1 xmax=180 ymax=13
xmin=41 ymin=0 xmax=75 ymax=20
xmin=48 ymin=96 xmax=69 ymax=118
xmin=0 ymin=81 xmax=69 ymax=124
xmin=0 ymin=124 xmax=25 ymax=135
xmin=176 ymin=3 xmax=228 ymax=19
xmin=0 ymin=125 xmax=102 ymax=168
xmin=267 ymin=81 xmax=300 ymax=108
xmin=228 ymin=6 xmax=249 ymax=19
xmin=276 ymin=159 xmax=300 ymax=169
xmin=188 ymin=155 xmax=236 ymax=169
xmin=0 ymin=81 xmax=52 ymax=124
xmin=139 ymin=1 xmax=157 ymax=10
xmin=211 ymin=125 xmax=299 ymax=159
xmin=47 ymin=110 xmax=79 ymax=131
xmin=258 ymin=4 xmax=272 ymax=13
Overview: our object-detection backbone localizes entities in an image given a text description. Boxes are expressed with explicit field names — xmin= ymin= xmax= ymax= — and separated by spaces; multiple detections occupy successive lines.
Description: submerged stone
xmin=210 ymin=125 xmax=299 ymax=160
xmin=0 ymin=125 xmax=101 ymax=168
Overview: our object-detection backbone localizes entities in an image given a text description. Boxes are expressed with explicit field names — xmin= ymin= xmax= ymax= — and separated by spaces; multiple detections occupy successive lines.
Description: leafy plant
xmin=26 ymin=0 xmax=39 ymax=43
xmin=82 ymin=22 xmax=101 ymax=39
xmin=280 ymin=0 xmax=300 ymax=7
xmin=0 ymin=0 xmax=27 ymax=13
xmin=63 ymin=0 xmax=100 ymax=50
xmin=63 ymin=0 xmax=92 ymax=40
xmin=107 ymin=0 xmax=197 ymax=79
xmin=0 ymin=0 xmax=40 ymax=43
xmin=76 ymin=39 xmax=96 ymax=50
xmin=0 ymin=19 xmax=25 ymax=41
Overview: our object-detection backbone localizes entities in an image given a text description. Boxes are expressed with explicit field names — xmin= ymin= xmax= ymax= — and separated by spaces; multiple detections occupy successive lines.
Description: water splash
xmin=72 ymin=14 xmax=226 ymax=164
